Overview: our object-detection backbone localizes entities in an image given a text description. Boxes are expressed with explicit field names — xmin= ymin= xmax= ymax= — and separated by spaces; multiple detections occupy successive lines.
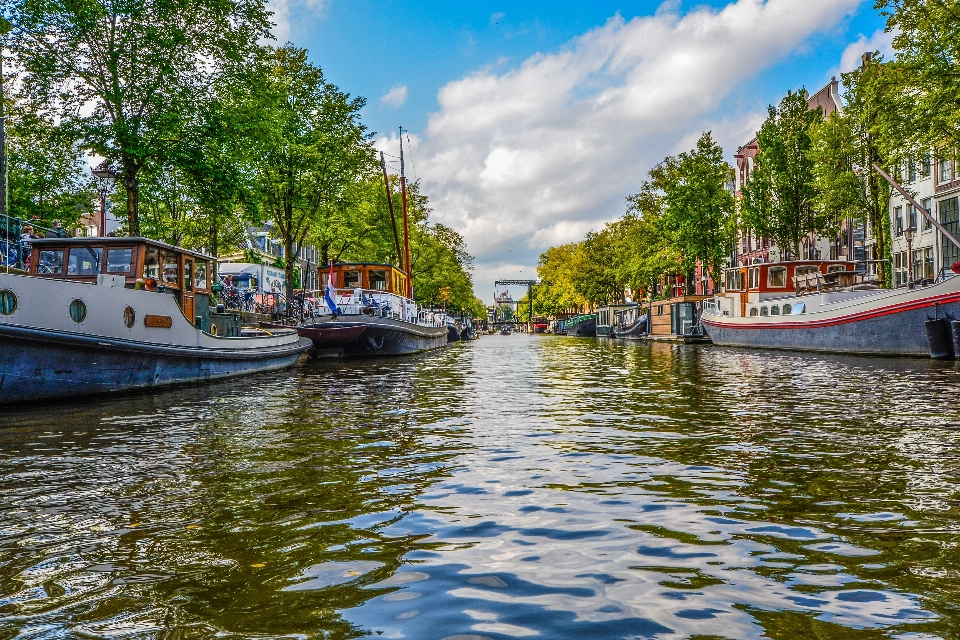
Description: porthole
xmin=0 ymin=289 xmax=16 ymax=315
xmin=123 ymin=306 xmax=136 ymax=328
xmin=69 ymin=299 xmax=87 ymax=323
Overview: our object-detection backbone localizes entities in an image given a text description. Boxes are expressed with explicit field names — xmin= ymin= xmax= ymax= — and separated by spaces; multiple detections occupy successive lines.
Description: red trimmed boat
xmin=701 ymin=260 xmax=960 ymax=357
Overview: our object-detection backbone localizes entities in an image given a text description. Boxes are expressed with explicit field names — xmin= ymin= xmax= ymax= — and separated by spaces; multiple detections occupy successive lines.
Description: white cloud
xmin=405 ymin=0 xmax=861 ymax=302
xmin=837 ymin=27 xmax=895 ymax=75
xmin=268 ymin=0 xmax=330 ymax=44
xmin=380 ymin=84 xmax=409 ymax=109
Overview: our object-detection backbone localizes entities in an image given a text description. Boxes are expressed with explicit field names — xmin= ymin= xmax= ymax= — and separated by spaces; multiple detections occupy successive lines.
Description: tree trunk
xmin=122 ymin=162 xmax=141 ymax=237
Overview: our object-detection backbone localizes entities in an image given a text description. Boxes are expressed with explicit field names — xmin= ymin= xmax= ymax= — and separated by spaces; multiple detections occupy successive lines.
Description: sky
xmin=268 ymin=0 xmax=892 ymax=304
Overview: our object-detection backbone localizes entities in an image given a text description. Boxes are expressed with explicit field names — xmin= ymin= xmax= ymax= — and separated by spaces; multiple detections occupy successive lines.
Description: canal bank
xmin=2 ymin=335 xmax=959 ymax=639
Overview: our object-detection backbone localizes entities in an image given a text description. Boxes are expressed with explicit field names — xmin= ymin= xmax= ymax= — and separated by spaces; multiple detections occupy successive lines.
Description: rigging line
xmin=405 ymin=133 xmax=419 ymax=183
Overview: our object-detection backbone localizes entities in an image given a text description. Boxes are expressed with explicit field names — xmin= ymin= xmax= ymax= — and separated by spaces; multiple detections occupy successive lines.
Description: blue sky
xmin=271 ymin=0 xmax=891 ymax=302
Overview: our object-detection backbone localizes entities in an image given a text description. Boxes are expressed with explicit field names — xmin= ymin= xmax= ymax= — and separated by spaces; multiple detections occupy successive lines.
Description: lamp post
xmin=91 ymin=161 xmax=119 ymax=236
xmin=904 ymin=225 xmax=916 ymax=288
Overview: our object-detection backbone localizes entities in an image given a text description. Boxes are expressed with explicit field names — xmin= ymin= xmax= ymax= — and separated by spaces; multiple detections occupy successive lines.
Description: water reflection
xmin=2 ymin=336 xmax=960 ymax=638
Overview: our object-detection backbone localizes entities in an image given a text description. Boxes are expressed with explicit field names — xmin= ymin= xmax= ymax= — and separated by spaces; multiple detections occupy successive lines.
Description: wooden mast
xmin=379 ymin=151 xmax=404 ymax=269
xmin=399 ymin=128 xmax=412 ymax=298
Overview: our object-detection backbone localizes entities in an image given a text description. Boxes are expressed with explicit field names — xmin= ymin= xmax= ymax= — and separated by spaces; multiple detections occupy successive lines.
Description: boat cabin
xmin=596 ymin=303 xmax=638 ymax=337
xmin=27 ymin=237 xmax=214 ymax=326
xmin=718 ymin=260 xmax=857 ymax=317
xmin=323 ymin=262 xmax=409 ymax=297
xmin=647 ymin=294 xmax=713 ymax=342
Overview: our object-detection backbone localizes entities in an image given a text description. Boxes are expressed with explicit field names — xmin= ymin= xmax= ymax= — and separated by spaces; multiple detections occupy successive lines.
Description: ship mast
xmin=379 ymin=151 xmax=403 ymax=268
xmin=399 ymin=127 xmax=412 ymax=298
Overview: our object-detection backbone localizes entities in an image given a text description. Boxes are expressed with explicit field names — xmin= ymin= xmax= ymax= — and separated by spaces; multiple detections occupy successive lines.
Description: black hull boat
xmin=447 ymin=323 xmax=461 ymax=342
xmin=613 ymin=316 xmax=648 ymax=339
xmin=565 ymin=314 xmax=597 ymax=337
xmin=302 ymin=315 xmax=448 ymax=357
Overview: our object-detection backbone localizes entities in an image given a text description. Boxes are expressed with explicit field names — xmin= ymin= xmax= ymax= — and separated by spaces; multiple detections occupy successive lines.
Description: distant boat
xmin=564 ymin=314 xmax=597 ymax=337
xmin=0 ymin=235 xmax=311 ymax=405
xmin=294 ymin=262 xmax=448 ymax=357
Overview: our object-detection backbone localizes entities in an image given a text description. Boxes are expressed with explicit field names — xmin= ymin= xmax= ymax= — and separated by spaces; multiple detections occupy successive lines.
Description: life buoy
xmin=145 ymin=277 xmax=159 ymax=292
xmin=951 ymin=261 xmax=960 ymax=275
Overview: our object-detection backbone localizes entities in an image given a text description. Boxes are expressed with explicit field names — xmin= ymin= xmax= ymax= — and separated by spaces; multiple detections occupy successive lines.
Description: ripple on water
xmin=1 ymin=337 xmax=958 ymax=638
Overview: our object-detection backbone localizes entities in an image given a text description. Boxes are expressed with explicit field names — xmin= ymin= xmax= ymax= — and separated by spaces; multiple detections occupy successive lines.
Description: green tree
xmin=657 ymin=132 xmax=735 ymax=284
xmin=244 ymin=45 xmax=373 ymax=297
xmin=535 ymin=243 xmax=585 ymax=316
xmin=873 ymin=0 xmax=960 ymax=155
xmin=741 ymin=90 xmax=826 ymax=257
xmin=8 ymin=0 xmax=270 ymax=236
xmin=809 ymin=62 xmax=893 ymax=285
xmin=6 ymin=109 xmax=94 ymax=228
xmin=570 ymin=226 xmax=624 ymax=306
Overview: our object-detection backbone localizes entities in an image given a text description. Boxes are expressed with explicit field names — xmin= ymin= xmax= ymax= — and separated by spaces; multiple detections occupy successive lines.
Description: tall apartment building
xmin=888 ymin=154 xmax=960 ymax=287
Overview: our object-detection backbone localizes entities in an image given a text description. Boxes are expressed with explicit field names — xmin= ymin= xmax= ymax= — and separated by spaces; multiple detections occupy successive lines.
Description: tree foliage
xmin=8 ymin=0 xmax=270 ymax=235
xmin=741 ymin=90 xmax=827 ymax=257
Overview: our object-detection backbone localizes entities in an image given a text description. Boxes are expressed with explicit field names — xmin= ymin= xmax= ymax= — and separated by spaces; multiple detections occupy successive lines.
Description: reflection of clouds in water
xmin=345 ymin=337 xmax=946 ymax=638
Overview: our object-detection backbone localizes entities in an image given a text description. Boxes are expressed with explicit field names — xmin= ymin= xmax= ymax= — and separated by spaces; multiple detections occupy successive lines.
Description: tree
xmin=6 ymin=109 xmax=94 ymax=228
xmin=570 ymin=227 xmax=624 ymax=306
xmin=8 ymin=0 xmax=270 ymax=236
xmin=741 ymin=90 xmax=827 ymax=257
xmin=809 ymin=62 xmax=893 ymax=285
xmin=872 ymin=0 xmax=960 ymax=156
xmin=244 ymin=45 xmax=374 ymax=298
xmin=657 ymin=132 xmax=735 ymax=284
xmin=535 ymin=243 xmax=585 ymax=316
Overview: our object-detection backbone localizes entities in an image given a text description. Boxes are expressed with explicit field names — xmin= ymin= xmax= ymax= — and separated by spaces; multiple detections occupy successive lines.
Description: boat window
xmin=759 ymin=306 xmax=769 ymax=316
xmin=143 ymin=246 xmax=160 ymax=279
xmin=748 ymin=267 xmax=760 ymax=289
xmin=782 ymin=304 xmax=792 ymax=315
xmin=792 ymin=302 xmax=806 ymax=314
xmin=38 ymin=250 xmax=64 ymax=274
xmin=344 ymin=270 xmax=361 ymax=288
xmin=106 ymin=248 xmax=132 ymax=274
xmin=66 ymin=247 xmax=102 ymax=276
xmin=827 ymin=264 xmax=846 ymax=273
xmin=768 ymin=266 xmax=787 ymax=287
xmin=195 ymin=260 xmax=208 ymax=290
xmin=795 ymin=266 xmax=818 ymax=277
xmin=184 ymin=260 xmax=193 ymax=292
xmin=771 ymin=305 xmax=780 ymax=315
xmin=369 ymin=269 xmax=387 ymax=290
xmin=69 ymin=298 xmax=86 ymax=323
xmin=0 ymin=289 xmax=16 ymax=315
xmin=123 ymin=306 xmax=135 ymax=328
xmin=160 ymin=250 xmax=179 ymax=284
xmin=749 ymin=307 xmax=759 ymax=316
xmin=725 ymin=270 xmax=739 ymax=291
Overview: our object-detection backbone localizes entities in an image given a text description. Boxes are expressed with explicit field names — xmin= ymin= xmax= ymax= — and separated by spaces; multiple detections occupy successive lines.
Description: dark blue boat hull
xmin=0 ymin=325 xmax=312 ymax=404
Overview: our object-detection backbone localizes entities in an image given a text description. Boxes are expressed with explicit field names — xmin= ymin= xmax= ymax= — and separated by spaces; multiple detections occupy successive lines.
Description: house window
xmin=908 ymin=159 xmax=918 ymax=182
xmin=940 ymin=197 xmax=960 ymax=272
xmin=908 ymin=204 xmax=917 ymax=230
xmin=767 ymin=266 xmax=787 ymax=287
xmin=894 ymin=252 xmax=909 ymax=286
xmin=922 ymin=197 xmax=933 ymax=231
xmin=894 ymin=206 xmax=904 ymax=236
xmin=939 ymin=156 xmax=954 ymax=183
xmin=923 ymin=247 xmax=934 ymax=280
xmin=921 ymin=155 xmax=932 ymax=177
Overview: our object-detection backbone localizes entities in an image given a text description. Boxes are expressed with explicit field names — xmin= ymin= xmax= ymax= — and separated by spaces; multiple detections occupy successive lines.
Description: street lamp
xmin=91 ymin=161 xmax=119 ymax=237
xmin=904 ymin=225 xmax=916 ymax=288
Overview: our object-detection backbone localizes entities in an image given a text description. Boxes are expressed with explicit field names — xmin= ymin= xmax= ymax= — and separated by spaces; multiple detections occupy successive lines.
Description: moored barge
xmin=0 ymin=237 xmax=311 ymax=404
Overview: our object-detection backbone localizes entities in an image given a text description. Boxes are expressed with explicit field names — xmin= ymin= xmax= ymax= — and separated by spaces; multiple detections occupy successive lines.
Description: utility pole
xmin=399 ymin=128 xmax=412 ymax=298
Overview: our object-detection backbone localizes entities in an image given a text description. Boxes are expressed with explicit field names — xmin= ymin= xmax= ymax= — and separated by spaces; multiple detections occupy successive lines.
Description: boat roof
xmin=28 ymin=236 xmax=215 ymax=261
xmin=334 ymin=262 xmax=403 ymax=269
xmin=724 ymin=260 xmax=854 ymax=272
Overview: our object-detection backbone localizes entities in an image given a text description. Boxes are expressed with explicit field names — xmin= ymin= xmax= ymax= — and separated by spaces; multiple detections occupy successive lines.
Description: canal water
xmin=2 ymin=335 xmax=960 ymax=639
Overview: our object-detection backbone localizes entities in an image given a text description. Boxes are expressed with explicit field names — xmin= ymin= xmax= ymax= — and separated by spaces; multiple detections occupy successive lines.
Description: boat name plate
xmin=144 ymin=315 xmax=173 ymax=329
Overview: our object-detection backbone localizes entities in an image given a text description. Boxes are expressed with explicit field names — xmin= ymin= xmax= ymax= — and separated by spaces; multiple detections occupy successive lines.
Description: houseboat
xmin=294 ymin=262 xmax=448 ymax=357
xmin=0 ymin=236 xmax=311 ymax=404
xmin=701 ymin=260 xmax=960 ymax=356
xmin=646 ymin=294 xmax=712 ymax=343
xmin=612 ymin=304 xmax=647 ymax=339
xmin=596 ymin=303 xmax=638 ymax=337
xmin=564 ymin=313 xmax=597 ymax=337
